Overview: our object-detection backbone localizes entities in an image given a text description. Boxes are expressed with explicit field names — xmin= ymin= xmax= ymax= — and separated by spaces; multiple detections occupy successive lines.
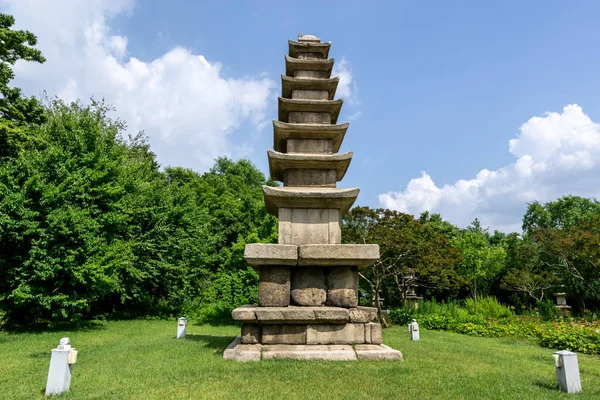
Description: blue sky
xmin=6 ymin=1 xmax=600 ymax=232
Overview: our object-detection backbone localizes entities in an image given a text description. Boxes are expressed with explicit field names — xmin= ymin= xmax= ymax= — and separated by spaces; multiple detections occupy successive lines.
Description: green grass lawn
xmin=1 ymin=320 xmax=599 ymax=399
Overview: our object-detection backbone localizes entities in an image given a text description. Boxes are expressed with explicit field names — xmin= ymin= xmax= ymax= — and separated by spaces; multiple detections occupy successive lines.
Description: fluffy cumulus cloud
xmin=379 ymin=105 xmax=600 ymax=232
xmin=332 ymin=58 xmax=357 ymax=105
xmin=5 ymin=0 xmax=275 ymax=171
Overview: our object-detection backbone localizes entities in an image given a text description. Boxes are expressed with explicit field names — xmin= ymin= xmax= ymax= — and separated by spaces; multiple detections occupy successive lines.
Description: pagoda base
xmin=223 ymin=337 xmax=403 ymax=362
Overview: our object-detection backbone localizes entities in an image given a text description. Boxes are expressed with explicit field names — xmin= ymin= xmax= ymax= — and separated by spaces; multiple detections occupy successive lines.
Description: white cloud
xmin=5 ymin=0 xmax=275 ymax=171
xmin=333 ymin=58 xmax=357 ymax=105
xmin=379 ymin=105 xmax=600 ymax=232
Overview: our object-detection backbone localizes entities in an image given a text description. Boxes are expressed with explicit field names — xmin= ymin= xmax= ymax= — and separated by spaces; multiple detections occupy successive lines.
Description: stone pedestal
xmin=225 ymin=33 xmax=402 ymax=362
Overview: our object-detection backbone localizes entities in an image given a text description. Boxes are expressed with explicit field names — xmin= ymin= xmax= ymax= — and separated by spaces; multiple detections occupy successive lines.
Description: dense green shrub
xmin=390 ymin=299 xmax=600 ymax=355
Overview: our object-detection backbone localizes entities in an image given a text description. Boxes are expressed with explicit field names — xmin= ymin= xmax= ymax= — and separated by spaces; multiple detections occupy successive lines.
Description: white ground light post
xmin=45 ymin=337 xmax=78 ymax=396
xmin=409 ymin=319 xmax=420 ymax=341
xmin=553 ymin=350 xmax=582 ymax=393
xmin=177 ymin=317 xmax=187 ymax=339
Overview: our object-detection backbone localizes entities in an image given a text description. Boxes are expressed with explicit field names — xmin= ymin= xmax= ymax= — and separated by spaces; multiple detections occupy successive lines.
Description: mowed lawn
xmin=1 ymin=320 xmax=599 ymax=399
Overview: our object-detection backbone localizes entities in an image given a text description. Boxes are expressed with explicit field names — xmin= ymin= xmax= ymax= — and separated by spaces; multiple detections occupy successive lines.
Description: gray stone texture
xmin=325 ymin=267 xmax=358 ymax=307
xmin=231 ymin=305 xmax=257 ymax=321
xmin=289 ymin=111 xmax=330 ymax=124
xmin=348 ymin=306 xmax=378 ymax=323
xmin=298 ymin=244 xmax=380 ymax=267
xmin=272 ymin=121 xmax=347 ymax=153
xmin=223 ymin=337 xmax=261 ymax=362
xmin=278 ymin=208 xmax=341 ymax=245
xmin=297 ymin=52 xmax=324 ymax=60
xmin=262 ymin=186 xmax=360 ymax=217
xmin=306 ymin=323 xmax=366 ymax=344
xmin=286 ymin=139 xmax=333 ymax=154
xmin=284 ymin=169 xmax=336 ymax=187
xmin=258 ymin=266 xmax=290 ymax=307
xmin=292 ymin=89 xmax=328 ymax=100
xmin=295 ymin=70 xmax=327 ymax=79
xmin=244 ymin=244 xmax=297 ymax=266
xmin=262 ymin=344 xmax=356 ymax=361
xmin=251 ymin=306 xmax=348 ymax=324
xmin=368 ymin=322 xmax=383 ymax=345
xmin=355 ymin=344 xmax=403 ymax=361
xmin=262 ymin=325 xmax=307 ymax=344
xmin=291 ymin=267 xmax=326 ymax=306
xmin=241 ymin=324 xmax=261 ymax=344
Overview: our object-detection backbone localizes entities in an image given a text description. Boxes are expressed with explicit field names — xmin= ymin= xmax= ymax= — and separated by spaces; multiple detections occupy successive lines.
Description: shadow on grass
xmin=533 ymin=380 xmax=558 ymax=391
xmin=185 ymin=334 xmax=235 ymax=350
xmin=4 ymin=320 xmax=109 ymax=335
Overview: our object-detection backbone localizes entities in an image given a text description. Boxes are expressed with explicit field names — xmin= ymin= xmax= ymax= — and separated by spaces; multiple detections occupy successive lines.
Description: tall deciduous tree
xmin=452 ymin=220 xmax=506 ymax=310
xmin=0 ymin=13 xmax=46 ymax=159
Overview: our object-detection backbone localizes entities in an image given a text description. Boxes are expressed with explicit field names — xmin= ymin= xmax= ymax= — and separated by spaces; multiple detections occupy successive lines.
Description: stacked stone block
xmin=225 ymin=34 xmax=402 ymax=361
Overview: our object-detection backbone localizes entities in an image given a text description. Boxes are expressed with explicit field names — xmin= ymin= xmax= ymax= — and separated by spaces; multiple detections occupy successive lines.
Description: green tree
xmin=343 ymin=207 xmax=462 ymax=321
xmin=452 ymin=220 xmax=506 ymax=310
xmin=0 ymin=13 xmax=46 ymax=159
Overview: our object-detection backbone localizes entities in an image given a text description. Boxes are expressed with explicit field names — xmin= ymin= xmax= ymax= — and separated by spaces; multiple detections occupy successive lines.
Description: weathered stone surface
xmin=348 ymin=307 xmax=378 ymax=323
xmin=291 ymin=268 xmax=326 ymax=306
xmin=294 ymin=70 xmax=327 ymax=79
xmin=281 ymin=75 xmax=339 ymax=100
xmin=262 ymin=325 xmax=307 ymax=344
xmin=244 ymin=244 xmax=297 ymax=266
xmin=263 ymin=186 xmax=360 ymax=217
xmin=284 ymin=169 xmax=336 ymax=187
xmin=223 ymin=337 xmax=261 ymax=362
xmin=292 ymin=89 xmax=328 ymax=100
xmin=326 ymin=289 xmax=358 ymax=308
xmin=231 ymin=304 xmax=257 ymax=322
xmin=278 ymin=208 xmax=341 ymax=245
xmin=354 ymin=344 xmax=403 ymax=361
xmin=298 ymin=34 xmax=320 ymax=43
xmin=306 ymin=323 xmax=366 ymax=345
xmin=259 ymin=266 xmax=290 ymax=307
xmin=286 ymin=139 xmax=333 ymax=154
xmin=289 ymin=111 xmax=330 ymax=124
xmin=241 ymin=324 xmax=261 ymax=344
xmin=278 ymin=97 xmax=343 ymax=124
xmin=368 ymin=322 xmax=382 ymax=345
xmin=268 ymin=150 xmax=352 ymax=183
xmin=273 ymin=121 xmax=347 ymax=153
xmin=285 ymin=55 xmax=333 ymax=79
xmin=262 ymin=344 xmax=356 ymax=361
xmin=325 ymin=267 xmax=358 ymax=308
xmin=298 ymin=244 xmax=380 ymax=267
xmin=288 ymin=39 xmax=331 ymax=59
xmin=237 ymin=306 xmax=348 ymax=324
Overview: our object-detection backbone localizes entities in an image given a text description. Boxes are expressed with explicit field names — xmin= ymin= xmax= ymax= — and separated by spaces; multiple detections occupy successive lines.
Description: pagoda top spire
xmin=298 ymin=33 xmax=320 ymax=43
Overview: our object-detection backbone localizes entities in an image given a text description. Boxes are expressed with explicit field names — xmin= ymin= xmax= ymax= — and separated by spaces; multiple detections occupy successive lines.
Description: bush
xmin=465 ymin=296 xmax=512 ymax=318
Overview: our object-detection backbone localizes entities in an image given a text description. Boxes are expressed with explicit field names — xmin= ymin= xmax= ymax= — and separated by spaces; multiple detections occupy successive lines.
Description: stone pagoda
xmin=224 ymin=34 xmax=402 ymax=361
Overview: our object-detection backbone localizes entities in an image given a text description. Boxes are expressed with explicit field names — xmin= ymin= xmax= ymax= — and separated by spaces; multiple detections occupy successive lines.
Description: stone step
xmin=281 ymin=75 xmax=339 ymax=100
xmin=285 ymin=55 xmax=334 ymax=79
xmin=262 ymin=186 xmax=359 ymax=216
xmin=273 ymin=121 xmax=348 ymax=154
xmin=288 ymin=39 xmax=330 ymax=59
xmin=278 ymin=97 xmax=343 ymax=124
xmin=223 ymin=338 xmax=403 ymax=362
xmin=267 ymin=150 xmax=353 ymax=184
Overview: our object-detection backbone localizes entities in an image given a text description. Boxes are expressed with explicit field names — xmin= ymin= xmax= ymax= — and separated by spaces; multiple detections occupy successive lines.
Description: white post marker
xmin=177 ymin=317 xmax=187 ymax=339
xmin=45 ymin=337 xmax=78 ymax=396
xmin=409 ymin=319 xmax=420 ymax=341
xmin=553 ymin=350 xmax=582 ymax=393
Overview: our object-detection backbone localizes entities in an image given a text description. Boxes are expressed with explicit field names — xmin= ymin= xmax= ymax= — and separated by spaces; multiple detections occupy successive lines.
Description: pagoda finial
xmin=298 ymin=33 xmax=320 ymax=43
